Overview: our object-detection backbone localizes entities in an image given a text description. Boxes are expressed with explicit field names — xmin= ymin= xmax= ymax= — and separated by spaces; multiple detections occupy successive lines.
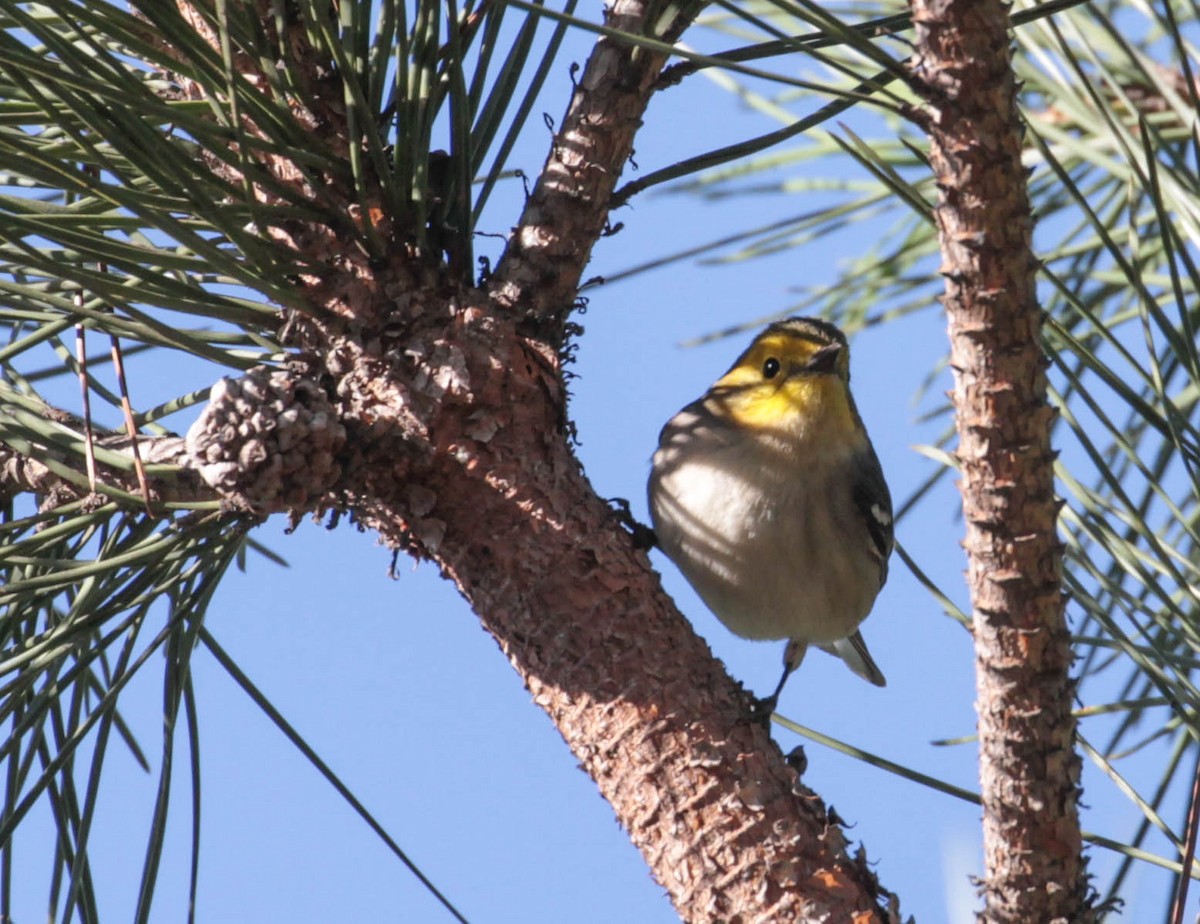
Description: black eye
xmin=762 ymin=357 xmax=781 ymax=379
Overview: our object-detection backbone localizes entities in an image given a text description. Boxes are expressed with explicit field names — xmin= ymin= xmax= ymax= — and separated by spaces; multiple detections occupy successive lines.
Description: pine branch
xmin=907 ymin=0 xmax=1093 ymax=920
xmin=0 ymin=2 xmax=916 ymax=919
xmin=489 ymin=0 xmax=703 ymax=344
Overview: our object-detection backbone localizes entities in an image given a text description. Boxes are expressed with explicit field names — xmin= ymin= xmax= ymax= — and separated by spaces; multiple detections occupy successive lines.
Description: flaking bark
xmin=907 ymin=1 xmax=1092 ymax=921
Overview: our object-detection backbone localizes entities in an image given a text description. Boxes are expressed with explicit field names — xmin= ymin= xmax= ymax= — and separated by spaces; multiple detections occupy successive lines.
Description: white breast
xmin=649 ymin=421 xmax=879 ymax=644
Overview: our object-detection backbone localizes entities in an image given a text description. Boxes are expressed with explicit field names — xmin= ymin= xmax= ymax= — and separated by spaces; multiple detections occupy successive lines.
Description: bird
xmin=647 ymin=316 xmax=893 ymax=715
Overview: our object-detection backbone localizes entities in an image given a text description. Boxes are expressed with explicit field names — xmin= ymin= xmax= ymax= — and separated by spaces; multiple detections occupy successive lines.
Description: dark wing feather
xmin=851 ymin=441 xmax=894 ymax=587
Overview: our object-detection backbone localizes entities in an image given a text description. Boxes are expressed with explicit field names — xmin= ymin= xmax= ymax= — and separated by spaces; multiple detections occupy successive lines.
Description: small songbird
xmin=648 ymin=317 xmax=893 ymax=713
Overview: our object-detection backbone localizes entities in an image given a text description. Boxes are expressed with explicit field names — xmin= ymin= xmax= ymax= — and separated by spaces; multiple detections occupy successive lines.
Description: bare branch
xmin=907 ymin=0 xmax=1092 ymax=920
xmin=489 ymin=0 xmax=702 ymax=342
xmin=0 ymin=429 xmax=207 ymax=509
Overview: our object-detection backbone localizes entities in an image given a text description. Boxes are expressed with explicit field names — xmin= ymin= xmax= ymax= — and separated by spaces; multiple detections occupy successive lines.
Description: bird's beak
xmin=805 ymin=342 xmax=842 ymax=375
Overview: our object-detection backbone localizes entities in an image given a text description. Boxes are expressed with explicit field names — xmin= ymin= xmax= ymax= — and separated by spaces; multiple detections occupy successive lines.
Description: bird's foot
xmin=744 ymin=692 xmax=778 ymax=728
xmin=606 ymin=497 xmax=657 ymax=550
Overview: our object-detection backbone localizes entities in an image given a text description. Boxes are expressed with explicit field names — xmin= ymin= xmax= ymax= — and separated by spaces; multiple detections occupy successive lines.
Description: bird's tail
xmin=820 ymin=631 xmax=886 ymax=687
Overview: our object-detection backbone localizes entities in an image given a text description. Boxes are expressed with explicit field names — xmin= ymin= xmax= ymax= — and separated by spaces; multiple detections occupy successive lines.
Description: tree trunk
xmin=907 ymin=1 xmax=1092 ymax=920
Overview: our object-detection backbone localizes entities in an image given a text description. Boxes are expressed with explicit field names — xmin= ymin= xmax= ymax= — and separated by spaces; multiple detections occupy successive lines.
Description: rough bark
xmin=0 ymin=2 xmax=903 ymax=921
xmin=489 ymin=0 xmax=693 ymax=342
xmin=333 ymin=296 xmax=894 ymax=923
xmin=907 ymin=1 xmax=1092 ymax=921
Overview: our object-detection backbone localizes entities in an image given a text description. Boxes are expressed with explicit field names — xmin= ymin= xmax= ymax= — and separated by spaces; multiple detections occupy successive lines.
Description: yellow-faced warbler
xmin=648 ymin=317 xmax=892 ymax=712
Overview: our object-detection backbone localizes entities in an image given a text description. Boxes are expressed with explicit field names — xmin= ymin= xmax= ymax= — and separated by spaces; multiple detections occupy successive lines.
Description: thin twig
xmin=108 ymin=332 xmax=153 ymax=515
xmin=82 ymin=161 xmax=153 ymax=515
xmin=74 ymin=308 xmax=98 ymax=494
xmin=1168 ymin=748 xmax=1200 ymax=924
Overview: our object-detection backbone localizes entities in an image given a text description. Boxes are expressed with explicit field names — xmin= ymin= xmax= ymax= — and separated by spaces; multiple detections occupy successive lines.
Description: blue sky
xmin=6 ymin=6 xmax=1192 ymax=923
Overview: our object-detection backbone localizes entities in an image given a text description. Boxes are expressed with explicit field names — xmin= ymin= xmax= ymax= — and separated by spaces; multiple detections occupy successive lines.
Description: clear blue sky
xmin=7 ymin=9 xmax=1187 ymax=923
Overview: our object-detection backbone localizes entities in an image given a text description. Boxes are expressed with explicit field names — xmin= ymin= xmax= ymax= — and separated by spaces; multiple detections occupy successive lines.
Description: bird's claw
xmin=744 ymin=693 xmax=778 ymax=728
xmin=606 ymin=497 xmax=657 ymax=550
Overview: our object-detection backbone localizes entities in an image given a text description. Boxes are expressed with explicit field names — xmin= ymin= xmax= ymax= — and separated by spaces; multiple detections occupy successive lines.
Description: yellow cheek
xmin=727 ymin=382 xmax=811 ymax=428
xmin=725 ymin=378 xmax=856 ymax=441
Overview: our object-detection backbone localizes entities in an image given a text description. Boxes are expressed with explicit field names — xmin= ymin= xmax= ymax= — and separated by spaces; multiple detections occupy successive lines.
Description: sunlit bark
xmin=908 ymin=0 xmax=1092 ymax=920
